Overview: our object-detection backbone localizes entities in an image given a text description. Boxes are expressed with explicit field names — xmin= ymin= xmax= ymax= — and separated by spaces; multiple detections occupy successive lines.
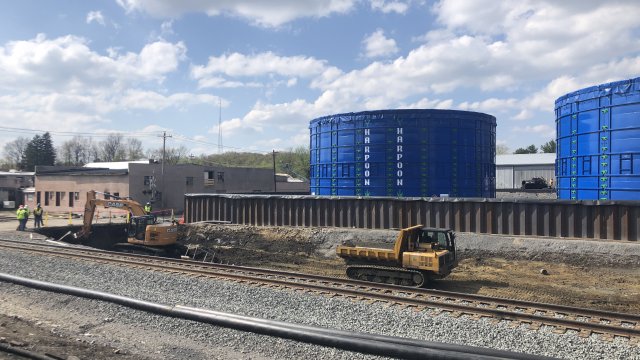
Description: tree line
xmin=496 ymin=140 xmax=556 ymax=155
xmin=1 ymin=133 xmax=310 ymax=179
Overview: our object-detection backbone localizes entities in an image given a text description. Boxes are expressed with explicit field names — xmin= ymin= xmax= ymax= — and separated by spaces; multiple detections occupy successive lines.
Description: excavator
xmin=336 ymin=225 xmax=458 ymax=287
xmin=74 ymin=190 xmax=180 ymax=256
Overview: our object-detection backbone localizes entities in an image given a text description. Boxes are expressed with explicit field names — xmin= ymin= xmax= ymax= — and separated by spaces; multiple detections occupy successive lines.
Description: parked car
xmin=521 ymin=177 xmax=549 ymax=189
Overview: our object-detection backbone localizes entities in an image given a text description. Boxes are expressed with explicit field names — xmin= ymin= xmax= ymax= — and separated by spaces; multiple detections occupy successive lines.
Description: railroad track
xmin=0 ymin=237 xmax=638 ymax=345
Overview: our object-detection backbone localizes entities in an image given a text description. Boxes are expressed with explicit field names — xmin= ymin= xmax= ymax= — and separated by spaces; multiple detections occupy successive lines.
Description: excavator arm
xmin=76 ymin=190 xmax=148 ymax=239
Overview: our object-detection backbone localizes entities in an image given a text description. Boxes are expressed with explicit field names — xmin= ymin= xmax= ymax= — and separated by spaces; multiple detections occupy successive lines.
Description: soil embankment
xmin=180 ymin=223 xmax=640 ymax=314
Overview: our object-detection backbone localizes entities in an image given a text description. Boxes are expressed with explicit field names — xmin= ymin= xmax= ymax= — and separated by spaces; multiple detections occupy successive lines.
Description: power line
xmin=0 ymin=126 xmax=162 ymax=138
xmin=0 ymin=125 xmax=275 ymax=154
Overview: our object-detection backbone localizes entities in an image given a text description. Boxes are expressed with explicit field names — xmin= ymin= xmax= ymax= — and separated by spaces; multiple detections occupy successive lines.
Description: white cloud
xmin=119 ymin=90 xmax=226 ymax=111
xmin=370 ymin=0 xmax=409 ymax=14
xmin=192 ymin=52 xmax=327 ymax=79
xmin=160 ymin=20 xmax=174 ymax=34
xmin=116 ymin=0 xmax=357 ymax=27
xmin=512 ymin=124 xmax=555 ymax=138
xmin=0 ymin=34 xmax=186 ymax=92
xmin=86 ymin=10 xmax=106 ymax=26
xmin=191 ymin=52 xmax=331 ymax=89
xmin=362 ymin=29 xmax=398 ymax=58
xmin=0 ymin=34 xmax=219 ymax=150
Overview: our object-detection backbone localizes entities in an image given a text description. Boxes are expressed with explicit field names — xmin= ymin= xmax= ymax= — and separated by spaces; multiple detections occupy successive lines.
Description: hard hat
xmin=37 ymin=203 xmax=41 ymax=206
xmin=146 ymin=202 xmax=150 ymax=205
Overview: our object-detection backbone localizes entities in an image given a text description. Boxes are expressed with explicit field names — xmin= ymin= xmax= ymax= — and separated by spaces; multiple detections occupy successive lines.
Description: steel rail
xmin=2 ymin=272 xmax=551 ymax=360
xmin=0 ymin=238 xmax=638 ymax=341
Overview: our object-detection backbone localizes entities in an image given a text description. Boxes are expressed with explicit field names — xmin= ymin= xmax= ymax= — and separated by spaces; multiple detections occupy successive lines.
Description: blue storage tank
xmin=309 ymin=109 xmax=496 ymax=197
xmin=556 ymin=76 xmax=640 ymax=200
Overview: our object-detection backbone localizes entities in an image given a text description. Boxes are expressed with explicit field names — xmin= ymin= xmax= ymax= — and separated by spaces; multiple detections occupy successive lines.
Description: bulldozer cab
xmin=127 ymin=215 xmax=155 ymax=241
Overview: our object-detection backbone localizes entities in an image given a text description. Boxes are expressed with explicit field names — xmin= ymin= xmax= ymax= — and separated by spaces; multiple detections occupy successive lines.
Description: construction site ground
xmin=182 ymin=223 xmax=640 ymax=315
xmin=0 ymin=216 xmax=639 ymax=359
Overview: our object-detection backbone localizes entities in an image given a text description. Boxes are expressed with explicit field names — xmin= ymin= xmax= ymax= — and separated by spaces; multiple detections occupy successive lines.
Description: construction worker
xmin=16 ymin=205 xmax=26 ymax=231
xmin=33 ymin=203 xmax=43 ymax=228
xmin=144 ymin=202 xmax=152 ymax=215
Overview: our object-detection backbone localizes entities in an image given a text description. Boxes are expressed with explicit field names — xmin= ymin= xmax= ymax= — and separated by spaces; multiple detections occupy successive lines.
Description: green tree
xmin=514 ymin=144 xmax=538 ymax=154
xmin=540 ymin=140 xmax=556 ymax=153
xmin=23 ymin=132 xmax=56 ymax=171
xmin=277 ymin=146 xmax=310 ymax=179
xmin=194 ymin=148 xmax=310 ymax=180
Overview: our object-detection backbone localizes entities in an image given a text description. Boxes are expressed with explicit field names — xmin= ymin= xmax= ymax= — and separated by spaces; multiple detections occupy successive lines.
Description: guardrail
xmin=184 ymin=194 xmax=640 ymax=241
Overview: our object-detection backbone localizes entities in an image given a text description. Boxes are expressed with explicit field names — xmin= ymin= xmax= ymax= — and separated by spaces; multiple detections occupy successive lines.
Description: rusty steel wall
xmin=184 ymin=194 xmax=640 ymax=241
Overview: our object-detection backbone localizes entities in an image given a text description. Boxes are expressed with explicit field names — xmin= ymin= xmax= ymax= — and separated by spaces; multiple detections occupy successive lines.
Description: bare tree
xmin=125 ymin=138 xmax=145 ymax=160
xmin=3 ymin=137 xmax=30 ymax=169
xmin=496 ymin=144 xmax=510 ymax=155
xmin=147 ymin=145 xmax=189 ymax=165
xmin=99 ymin=134 xmax=126 ymax=162
xmin=58 ymin=136 xmax=96 ymax=166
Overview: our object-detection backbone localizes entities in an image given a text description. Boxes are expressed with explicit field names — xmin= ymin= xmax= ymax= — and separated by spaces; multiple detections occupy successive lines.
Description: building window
xmin=74 ymin=192 xmax=80 ymax=201
xmin=113 ymin=192 xmax=120 ymax=198
xmin=55 ymin=192 xmax=61 ymax=207
xmin=69 ymin=192 xmax=73 ymax=207
xmin=217 ymin=172 xmax=224 ymax=182
xmin=144 ymin=176 xmax=152 ymax=186
xmin=44 ymin=191 xmax=50 ymax=206
xmin=204 ymin=171 xmax=215 ymax=186
xmin=186 ymin=176 xmax=194 ymax=186
xmin=27 ymin=194 xmax=34 ymax=202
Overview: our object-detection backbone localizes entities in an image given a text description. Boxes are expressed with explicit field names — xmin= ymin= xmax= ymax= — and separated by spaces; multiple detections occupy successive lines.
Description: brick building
xmin=29 ymin=161 xmax=308 ymax=214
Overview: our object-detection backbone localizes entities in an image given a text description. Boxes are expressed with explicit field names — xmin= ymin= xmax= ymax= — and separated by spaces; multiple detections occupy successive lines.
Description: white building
xmin=496 ymin=154 xmax=556 ymax=189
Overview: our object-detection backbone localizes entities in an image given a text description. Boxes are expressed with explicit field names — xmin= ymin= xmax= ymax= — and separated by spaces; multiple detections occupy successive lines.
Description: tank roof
xmin=309 ymin=108 xmax=495 ymax=126
xmin=555 ymin=76 xmax=640 ymax=108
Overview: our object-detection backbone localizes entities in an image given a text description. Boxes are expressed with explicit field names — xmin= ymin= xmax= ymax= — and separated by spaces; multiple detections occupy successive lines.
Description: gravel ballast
xmin=0 ymin=241 xmax=637 ymax=359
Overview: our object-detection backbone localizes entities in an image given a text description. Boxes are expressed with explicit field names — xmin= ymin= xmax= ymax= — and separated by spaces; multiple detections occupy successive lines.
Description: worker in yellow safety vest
xmin=33 ymin=203 xmax=44 ymax=228
xmin=144 ymin=202 xmax=152 ymax=215
xmin=16 ymin=205 xmax=27 ymax=231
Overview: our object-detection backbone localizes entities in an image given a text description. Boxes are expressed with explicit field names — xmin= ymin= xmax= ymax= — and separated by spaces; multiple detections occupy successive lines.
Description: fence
xmin=184 ymin=194 xmax=640 ymax=241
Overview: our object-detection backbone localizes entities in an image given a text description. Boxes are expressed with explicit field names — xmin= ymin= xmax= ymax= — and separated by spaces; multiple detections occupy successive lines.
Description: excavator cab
xmin=127 ymin=215 xmax=154 ymax=241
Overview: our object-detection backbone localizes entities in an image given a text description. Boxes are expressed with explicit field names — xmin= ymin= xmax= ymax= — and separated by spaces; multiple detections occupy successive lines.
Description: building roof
xmin=35 ymin=166 xmax=128 ymax=176
xmin=84 ymin=160 xmax=150 ymax=170
xmin=0 ymin=171 xmax=34 ymax=176
xmin=496 ymin=153 xmax=556 ymax=166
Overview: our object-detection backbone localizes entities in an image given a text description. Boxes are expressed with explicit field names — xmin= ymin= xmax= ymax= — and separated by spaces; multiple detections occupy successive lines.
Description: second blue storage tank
xmin=309 ymin=109 xmax=496 ymax=197
xmin=556 ymin=76 xmax=640 ymax=200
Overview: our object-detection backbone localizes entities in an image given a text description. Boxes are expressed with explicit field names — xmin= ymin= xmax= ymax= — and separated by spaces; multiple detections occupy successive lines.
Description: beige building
xmin=28 ymin=161 xmax=309 ymax=214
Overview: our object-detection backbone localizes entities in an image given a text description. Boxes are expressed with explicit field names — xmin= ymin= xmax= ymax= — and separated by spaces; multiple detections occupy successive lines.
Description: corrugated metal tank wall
xmin=309 ymin=109 xmax=496 ymax=197
xmin=556 ymin=77 xmax=640 ymax=200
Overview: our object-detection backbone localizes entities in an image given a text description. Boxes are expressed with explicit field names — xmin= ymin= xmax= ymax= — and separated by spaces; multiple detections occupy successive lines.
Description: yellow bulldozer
xmin=336 ymin=225 xmax=458 ymax=287
xmin=74 ymin=190 xmax=180 ymax=256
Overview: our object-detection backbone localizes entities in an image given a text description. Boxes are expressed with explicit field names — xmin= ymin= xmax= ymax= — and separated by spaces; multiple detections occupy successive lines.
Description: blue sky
xmin=0 ymin=0 xmax=639 ymax=156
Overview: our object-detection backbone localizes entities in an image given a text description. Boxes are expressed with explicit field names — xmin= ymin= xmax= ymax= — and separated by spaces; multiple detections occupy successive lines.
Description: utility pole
xmin=159 ymin=131 xmax=172 ymax=208
xmin=218 ymin=97 xmax=223 ymax=154
xmin=272 ymin=150 xmax=277 ymax=193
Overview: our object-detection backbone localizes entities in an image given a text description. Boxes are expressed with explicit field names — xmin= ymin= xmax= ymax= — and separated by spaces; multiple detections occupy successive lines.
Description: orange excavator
xmin=75 ymin=190 xmax=180 ymax=256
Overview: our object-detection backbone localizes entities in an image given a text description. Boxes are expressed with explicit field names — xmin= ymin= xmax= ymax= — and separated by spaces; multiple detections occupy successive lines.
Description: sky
xmin=0 ymin=0 xmax=639 ymax=156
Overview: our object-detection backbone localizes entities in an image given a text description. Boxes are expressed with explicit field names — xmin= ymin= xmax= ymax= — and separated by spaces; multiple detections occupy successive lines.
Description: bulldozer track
xmin=1 ymin=237 xmax=639 ymax=345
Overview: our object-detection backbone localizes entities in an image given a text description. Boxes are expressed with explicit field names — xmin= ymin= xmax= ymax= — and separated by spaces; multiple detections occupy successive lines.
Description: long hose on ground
xmin=0 ymin=273 xmax=556 ymax=360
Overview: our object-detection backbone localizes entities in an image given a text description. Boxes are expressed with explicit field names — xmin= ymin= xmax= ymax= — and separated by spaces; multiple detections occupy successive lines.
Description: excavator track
xmin=346 ymin=265 xmax=428 ymax=287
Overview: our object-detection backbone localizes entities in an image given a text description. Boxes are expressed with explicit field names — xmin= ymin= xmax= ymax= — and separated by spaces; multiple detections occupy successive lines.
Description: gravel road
xmin=0 ymin=237 xmax=638 ymax=360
